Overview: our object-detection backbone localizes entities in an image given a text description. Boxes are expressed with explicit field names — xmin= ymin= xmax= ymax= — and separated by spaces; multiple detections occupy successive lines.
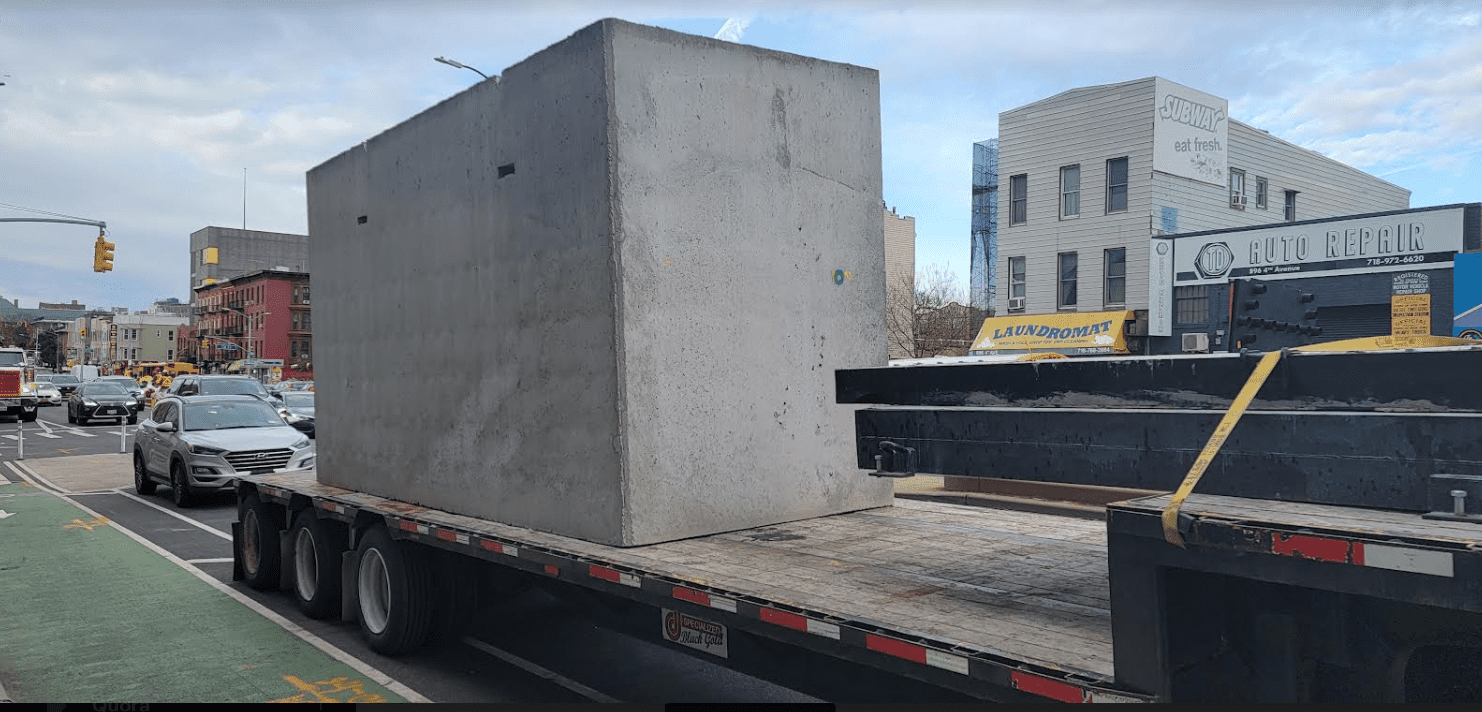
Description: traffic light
xmin=80 ymin=328 xmax=86 ymax=337
xmin=93 ymin=235 xmax=116 ymax=272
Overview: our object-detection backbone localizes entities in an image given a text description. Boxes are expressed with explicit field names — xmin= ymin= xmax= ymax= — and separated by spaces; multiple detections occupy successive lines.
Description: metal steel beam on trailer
xmin=836 ymin=347 xmax=1482 ymax=412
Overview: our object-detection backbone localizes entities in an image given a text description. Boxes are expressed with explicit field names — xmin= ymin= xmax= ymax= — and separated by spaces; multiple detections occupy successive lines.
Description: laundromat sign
xmin=971 ymin=310 xmax=1134 ymax=355
xmin=1171 ymin=206 xmax=1466 ymax=285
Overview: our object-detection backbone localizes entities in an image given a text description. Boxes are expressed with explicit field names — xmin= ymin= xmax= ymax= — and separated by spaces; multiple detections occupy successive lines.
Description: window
xmin=167 ymin=349 xmax=173 ymax=360
xmin=1058 ymin=252 xmax=1078 ymax=309
xmin=1008 ymin=256 xmax=1027 ymax=310
xmin=293 ymin=313 xmax=301 ymax=330
xmin=1106 ymin=157 xmax=1128 ymax=213
xmin=156 ymin=329 xmax=161 ymax=338
xmin=1255 ymin=176 xmax=1269 ymax=209
xmin=1060 ymin=165 xmax=1080 ymax=217
xmin=168 ymin=330 xmax=174 ymax=341
xmin=1010 ymin=174 xmax=1027 ymax=224
xmin=1229 ymin=168 xmax=1246 ymax=208
xmin=291 ymin=341 xmax=299 ymax=359
xmin=1284 ymin=190 xmax=1299 ymax=222
xmin=1175 ymin=285 xmax=1210 ymax=324
xmin=1104 ymin=248 xmax=1126 ymax=305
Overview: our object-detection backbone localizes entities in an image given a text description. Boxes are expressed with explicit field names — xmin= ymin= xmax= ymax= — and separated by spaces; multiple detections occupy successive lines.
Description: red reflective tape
xmin=1011 ymin=671 xmax=1085 ymax=703
xmin=672 ymin=587 xmax=710 ymax=607
xmin=543 ymin=564 xmax=559 ymax=576
xmin=479 ymin=540 xmax=503 ymax=553
xmin=1351 ymin=541 xmax=1366 ymax=566
xmin=397 ymin=520 xmax=419 ymax=532
xmin=435 ymin=529 xmax=457 ymax=542
xmin=865 ymin=634 xmax=928 ymax=664
xmin=759 ymin=608 xmax=809 ymax=632
xmin=1271 ymin=533 xmax=1351 ymax=564
xmin=589 ymin=565 xmax=620 ymax=583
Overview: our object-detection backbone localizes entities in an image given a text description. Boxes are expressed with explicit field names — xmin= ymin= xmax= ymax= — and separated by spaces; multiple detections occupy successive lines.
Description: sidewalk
xmin=0 ymin=474 xmax=419 ymax=703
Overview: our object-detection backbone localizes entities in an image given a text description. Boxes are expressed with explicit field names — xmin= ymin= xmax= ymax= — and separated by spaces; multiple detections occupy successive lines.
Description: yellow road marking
xmin=1161 ymin=350 xmax=1283 ymax=548
xmin=269 ymin=675 xmax=388 ymax=703
xmin=62 ymin=516 xmax=111 ymax=532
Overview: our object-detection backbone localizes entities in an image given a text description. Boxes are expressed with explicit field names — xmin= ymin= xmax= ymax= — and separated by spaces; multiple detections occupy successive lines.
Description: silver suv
xmin=133 ymin=394 xmax=315 ymax=507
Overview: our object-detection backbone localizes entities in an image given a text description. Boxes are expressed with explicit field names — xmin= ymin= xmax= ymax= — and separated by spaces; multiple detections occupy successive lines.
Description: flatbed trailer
xmin=234 ymin=467 xmax=1482 ymax=703
xmin=234 ymin=470 xmax=1148 ymax=703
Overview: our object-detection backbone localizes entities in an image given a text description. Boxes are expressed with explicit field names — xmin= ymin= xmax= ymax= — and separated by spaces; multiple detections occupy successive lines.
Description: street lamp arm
xmin=434 ymin=55 xmax=491 ymax=80
xmin=0 ymin=217 xmax=107 ymax=229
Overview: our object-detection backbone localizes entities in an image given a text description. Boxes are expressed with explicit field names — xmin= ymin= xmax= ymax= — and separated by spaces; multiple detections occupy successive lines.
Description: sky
xmin=1 ymin=0 xmax=1480 ymax=313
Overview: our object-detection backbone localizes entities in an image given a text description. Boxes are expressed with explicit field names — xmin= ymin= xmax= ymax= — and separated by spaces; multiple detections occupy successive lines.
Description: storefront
xmin=1148 ymin=203 xmax=1481 ymax=354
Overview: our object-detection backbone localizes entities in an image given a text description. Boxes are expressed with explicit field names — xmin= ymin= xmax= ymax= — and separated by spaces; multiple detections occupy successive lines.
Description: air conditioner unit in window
xmin=1008 ymin=296 xmax=1025 ymax=311
xmin=1230 ymin=193 xmax=1247 ymax=209
xmin=1182 ymin=332 xmax=1210 ymax=353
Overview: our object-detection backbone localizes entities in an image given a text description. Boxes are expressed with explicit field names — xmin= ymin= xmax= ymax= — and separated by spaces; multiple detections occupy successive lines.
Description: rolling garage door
xmin=1316 ymin=304 xmax=1392 ymax=340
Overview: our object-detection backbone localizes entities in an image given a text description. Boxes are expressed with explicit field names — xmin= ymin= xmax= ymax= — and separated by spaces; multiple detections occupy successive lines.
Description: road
xmin=0 ymin=404 xmax=820 ymax=704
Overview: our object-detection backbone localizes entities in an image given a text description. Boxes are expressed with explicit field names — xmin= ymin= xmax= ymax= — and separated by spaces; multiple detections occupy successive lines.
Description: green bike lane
xmin=0 ymin=481 xmax=424 ymax=703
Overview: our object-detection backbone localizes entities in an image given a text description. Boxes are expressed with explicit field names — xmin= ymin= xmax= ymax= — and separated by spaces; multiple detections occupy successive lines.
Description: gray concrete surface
xmin=307 ymin=18 xmax=890 ymax=547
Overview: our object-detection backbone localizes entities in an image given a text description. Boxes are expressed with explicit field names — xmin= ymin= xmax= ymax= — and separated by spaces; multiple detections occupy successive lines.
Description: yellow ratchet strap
xmin=1161 ymin=349 xmax=1284 ymax=548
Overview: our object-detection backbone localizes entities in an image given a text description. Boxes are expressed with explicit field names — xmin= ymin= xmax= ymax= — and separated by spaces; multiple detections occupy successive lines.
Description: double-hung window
xmin=1008 ymin=256 xmax=1026 ymax=311
xmin=1010 ymin=174 xmax=1027 ymax=225
xmin=1105 ymin=158 xmax=1128 ymax=213
xmin=1060 ymin=165 xmax=1080 ymax=218
xmin=1285 ymin=190 xmax=1299 ymax=222
xmin=1104 ymin=248 xmax=1126 ymax=306
xmin=1058 ymin=252 xmax=1078 ymax=309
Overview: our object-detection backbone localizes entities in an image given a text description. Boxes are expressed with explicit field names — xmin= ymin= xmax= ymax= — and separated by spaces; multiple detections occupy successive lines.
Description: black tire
xmin=20 ymin=407 xmax=37 ymax=423
xmin=239 ymin=491 xmax=284 ymax=590
xmin=355 ymin=526 xmax=436 ymax=655
xmin=170 ymin=458 xmax=194 ymax=508
xmin=133 ymin=450 xmax=157 ymax=496
xmin=291 ymin=512 xmax=348 ymax=619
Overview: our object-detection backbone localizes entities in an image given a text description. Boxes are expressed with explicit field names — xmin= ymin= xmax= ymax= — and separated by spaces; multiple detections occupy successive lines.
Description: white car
xmin=27 ymin=381 xmax=62 ymax=406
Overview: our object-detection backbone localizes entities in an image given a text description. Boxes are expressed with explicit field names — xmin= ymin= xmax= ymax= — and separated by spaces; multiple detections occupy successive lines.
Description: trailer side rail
xmin=244 ymin=473 xmax=1155 ymax=703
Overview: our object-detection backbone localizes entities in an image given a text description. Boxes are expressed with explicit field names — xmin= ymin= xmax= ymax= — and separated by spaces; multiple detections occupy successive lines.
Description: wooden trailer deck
xmin=252 ymin=472 xmax=1118 ymax=682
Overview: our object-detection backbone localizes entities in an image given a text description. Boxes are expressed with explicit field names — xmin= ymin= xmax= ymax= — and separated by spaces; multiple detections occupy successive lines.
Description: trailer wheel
xmin=239 ymin=491 xmax=284 ymax=590
xmin=291 ymin=512 xmax=347 ymax=619
xmin=355 ymin=526 xmax=435 ymax=655
xmin=20 ymin=406 xmax=36 ymax=422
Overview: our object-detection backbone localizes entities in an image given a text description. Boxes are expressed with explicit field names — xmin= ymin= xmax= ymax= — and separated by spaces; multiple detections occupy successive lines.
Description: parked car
xmin=67 ymin=381 xmax=141 ymax=425
xmin=167 ymin=374 xmax=283 ymax=408
xmin=47 ymin=373 xmax=83 ymax=397
xmin=277 ymin=391 xmax=315 ymax=438
xmin=27 ymin=381 xmax=62 ymax=406
xmin=93 ymin=375 xmax=145 ymax=400
xmin=268 ymin=380 xmax=312 ymax=397
xmin=133 ymin=394 xmax=315 ymax=507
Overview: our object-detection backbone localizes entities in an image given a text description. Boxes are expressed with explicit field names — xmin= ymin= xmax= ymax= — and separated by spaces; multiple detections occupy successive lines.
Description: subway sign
xmin=1171 ymin=206 xmax=1466 ymax=285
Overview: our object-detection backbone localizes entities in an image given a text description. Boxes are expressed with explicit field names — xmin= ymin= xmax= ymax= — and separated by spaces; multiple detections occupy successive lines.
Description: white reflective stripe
xmin=504 ymin=545 xmax=519 ymax=557
xmin=453 ymin=532 xmax=469 ymax=544
xmin=618 ymin=572 xmax=641 ymax=588
xmin=1086 ymin=689 xmax=1145 ymax=703
xmin=709 ymin=596 xmax=737 ymax=613
xmin=1362 ymin=543 xmax=1454 ymax=577
xmin=924 ymin=650 xmax=969 ymax=675
xmin=805 ymin=619 xmax=840 ymax=639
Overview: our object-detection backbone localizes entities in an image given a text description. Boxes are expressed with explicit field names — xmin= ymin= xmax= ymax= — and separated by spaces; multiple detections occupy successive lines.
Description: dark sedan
xmin=67 ymin=381 xmax=142 ymax=425
xmin=278 ymin=391 xmax=315 ymax=438
xmin=48 ymin=373 xmax=84 ymax=397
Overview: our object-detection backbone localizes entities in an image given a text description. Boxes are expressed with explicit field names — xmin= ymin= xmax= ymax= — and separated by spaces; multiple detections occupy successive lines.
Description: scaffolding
xmin=970 ymin=139 xmax=998 ymax=314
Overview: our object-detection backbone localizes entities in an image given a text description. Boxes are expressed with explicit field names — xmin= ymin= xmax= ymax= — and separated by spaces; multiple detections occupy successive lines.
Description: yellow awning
xmin=970 ymin=310 xmax=1135 ymax=356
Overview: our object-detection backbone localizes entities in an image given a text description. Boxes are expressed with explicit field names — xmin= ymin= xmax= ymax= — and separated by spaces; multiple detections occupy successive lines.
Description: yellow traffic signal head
xmin=93 ymin=236 xmax=116 ymax=272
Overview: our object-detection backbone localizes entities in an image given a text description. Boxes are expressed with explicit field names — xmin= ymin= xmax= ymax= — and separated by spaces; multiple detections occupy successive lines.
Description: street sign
xmin=218 ymin=343 xmax=238 ymax=351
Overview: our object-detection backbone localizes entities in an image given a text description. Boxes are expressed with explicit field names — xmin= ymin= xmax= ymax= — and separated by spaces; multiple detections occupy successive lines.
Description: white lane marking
xmin=0 ymin=461 xmax=14 ymax=485
xmin=8 ymin=461 xmax=69 ymax=494
xmin=110 ymin=488 xmax=232 ymax=541
xmin=186 ymin=557 xmax=236 ymax=564
xmin=32 ymin=433 xmax=61 ymax=439
xmin=13 ymin=476 xmax=430 ymax=703
xmin=462 ymin=636 xmax=621 ymax=703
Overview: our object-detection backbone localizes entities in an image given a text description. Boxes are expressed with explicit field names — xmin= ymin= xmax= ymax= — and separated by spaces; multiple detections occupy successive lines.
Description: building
xmin=984 ymin=76 xmax=1415 ymax=355
xmin=111 ymin=313 xmax=189 ymax=364
xmin=970 ymin=139 xmax=998 ymax=313
xmin=884 ymin=204 xmax=916 ymax=359
xmin=189 ymin=226 xmax=309 ymax=294
xmin=193 ymin=268 xmax=313 ymax=380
